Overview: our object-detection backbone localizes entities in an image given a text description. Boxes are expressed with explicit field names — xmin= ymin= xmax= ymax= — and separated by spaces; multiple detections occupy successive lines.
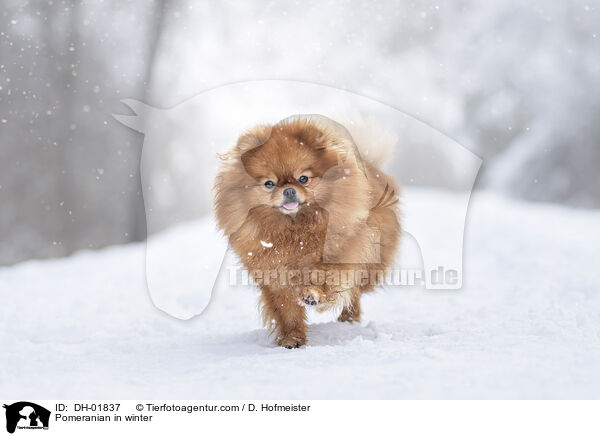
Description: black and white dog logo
xmin=3 ymin=402 xmax=50 ymax=434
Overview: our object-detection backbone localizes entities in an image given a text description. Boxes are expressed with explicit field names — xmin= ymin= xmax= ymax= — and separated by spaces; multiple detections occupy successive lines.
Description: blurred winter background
xmin=1 ymin=0 xmax=599 ymax=265
xmin=3 ymin=0 xmax=600 ymax=400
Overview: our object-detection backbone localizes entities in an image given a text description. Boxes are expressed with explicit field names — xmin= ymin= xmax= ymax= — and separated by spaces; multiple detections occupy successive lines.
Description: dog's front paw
xmin=278 ymin=331 xmax=306 ymax=349
xmin=299 ymin=287 xmax=327 ymax=306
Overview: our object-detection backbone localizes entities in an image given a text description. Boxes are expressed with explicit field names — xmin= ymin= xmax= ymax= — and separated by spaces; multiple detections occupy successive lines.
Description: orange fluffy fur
xmin=214 ymin=116 xmax=401 ymax=348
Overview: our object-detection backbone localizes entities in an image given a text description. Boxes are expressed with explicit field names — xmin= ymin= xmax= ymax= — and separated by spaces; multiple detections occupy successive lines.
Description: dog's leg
xmin=261 ymin=288 xmax=307 ymax=348
xmin=337 ymin=289 xmax=361 ymax=322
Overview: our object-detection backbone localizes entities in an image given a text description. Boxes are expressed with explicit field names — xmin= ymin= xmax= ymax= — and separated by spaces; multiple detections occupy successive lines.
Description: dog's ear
xmin=237 ymin=125 xmax=273 ymax=176
xmin=217 ymin=124 xmax=272 ymax=164
xmin=236 ymin=124 xmax=272 ymax=153
xmin=294 ymin=125 xmax=327 ymax=150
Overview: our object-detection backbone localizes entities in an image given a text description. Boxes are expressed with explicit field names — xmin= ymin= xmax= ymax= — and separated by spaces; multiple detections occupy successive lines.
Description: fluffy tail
xmin=306 ymin=112 xmax=397 ymax=167
xmin=340 ymin=113 xmax=397 ymax=167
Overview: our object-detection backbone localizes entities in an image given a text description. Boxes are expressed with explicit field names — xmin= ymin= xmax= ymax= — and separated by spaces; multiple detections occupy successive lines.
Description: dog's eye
xmin=264 ymin=180 xmax=275 ymax=189
xmin=298 ymin=175 xmax=309 ymax=184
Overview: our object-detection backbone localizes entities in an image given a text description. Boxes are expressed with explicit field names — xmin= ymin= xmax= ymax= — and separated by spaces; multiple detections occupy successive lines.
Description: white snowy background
xmin=2 ymin=188 xmax=600 ymax=399
xmin=1 ymin=0 xmax=599 ymax=399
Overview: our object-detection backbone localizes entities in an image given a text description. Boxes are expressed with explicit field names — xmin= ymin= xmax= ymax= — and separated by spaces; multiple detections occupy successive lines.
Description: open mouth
xmin=278 ymin=201 xmax=303 ymax=213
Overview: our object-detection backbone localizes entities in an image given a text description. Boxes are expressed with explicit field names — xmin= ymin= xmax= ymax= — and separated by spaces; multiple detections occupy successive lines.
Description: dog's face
xmin=239 ymin=122 xmax=339 ymax=216
xmin=214 ymin=118 xmax=371 ymax=239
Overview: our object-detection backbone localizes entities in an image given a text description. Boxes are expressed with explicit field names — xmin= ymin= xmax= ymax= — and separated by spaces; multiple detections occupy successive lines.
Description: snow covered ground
xmin=1 ymin=188 xmax=599 ymax=399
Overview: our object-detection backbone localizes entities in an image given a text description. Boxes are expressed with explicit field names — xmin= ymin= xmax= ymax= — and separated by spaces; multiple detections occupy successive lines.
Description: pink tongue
xmin=283 ymin=202 xmax=299 ymax=210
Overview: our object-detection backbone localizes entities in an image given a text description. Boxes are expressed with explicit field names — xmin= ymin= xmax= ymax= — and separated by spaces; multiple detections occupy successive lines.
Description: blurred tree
xmin=0 ymin=0 xmax=170 ymax=265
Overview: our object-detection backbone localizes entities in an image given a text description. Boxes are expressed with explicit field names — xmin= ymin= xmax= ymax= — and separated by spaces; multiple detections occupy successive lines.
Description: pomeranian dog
xmin=214 ymin=115 xmax=401 ymax=348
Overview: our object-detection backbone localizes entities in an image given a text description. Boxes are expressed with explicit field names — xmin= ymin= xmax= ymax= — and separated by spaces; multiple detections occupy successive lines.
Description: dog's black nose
xmin=283 ymin=187 xmax=296 ymax=199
